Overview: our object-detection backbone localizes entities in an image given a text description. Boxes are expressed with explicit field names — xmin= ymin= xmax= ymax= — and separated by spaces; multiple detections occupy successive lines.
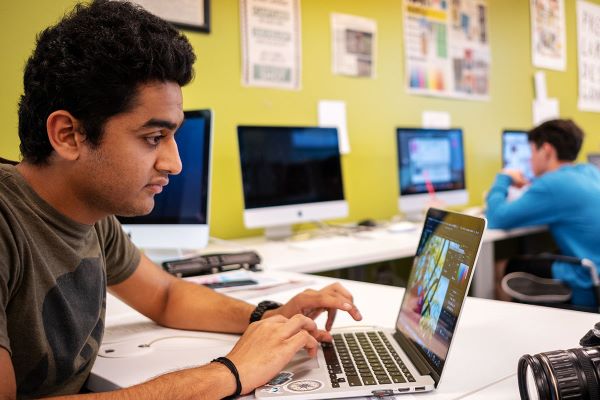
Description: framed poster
xmin=127 ymin=0 xmax=210 ymax=33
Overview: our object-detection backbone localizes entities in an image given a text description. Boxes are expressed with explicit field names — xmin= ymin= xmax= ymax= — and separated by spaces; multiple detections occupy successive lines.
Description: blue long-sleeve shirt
xmin=486 ymin=164 xmax=600 ymax=306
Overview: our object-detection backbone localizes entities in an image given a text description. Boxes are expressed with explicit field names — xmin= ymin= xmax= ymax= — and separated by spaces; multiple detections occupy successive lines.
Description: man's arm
xmin=0 ymin=315 xmax=321 ymax=400
xmin=486 ymin=173 xmax=557 ymax=229
xmin=109 ymin=254 xmax=256 ymax=333
xmin=109 ymin=254 xmax=361 ymax=335
xmin=0 ymin=347 xmax=16 ymax=400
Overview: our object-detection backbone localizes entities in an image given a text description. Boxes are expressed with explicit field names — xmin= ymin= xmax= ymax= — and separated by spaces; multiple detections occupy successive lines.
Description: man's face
xmin=529 ymin=142 xmax=550 ymax=177
xmin=74 ymin=81 xmax=184 ymax=218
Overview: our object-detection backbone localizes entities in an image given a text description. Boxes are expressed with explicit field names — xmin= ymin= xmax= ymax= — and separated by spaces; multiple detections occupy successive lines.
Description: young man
xmin=486 ymin=119 xmax=600 ymax=306
xmin=0 ymin=2 xmax=361 ymax=398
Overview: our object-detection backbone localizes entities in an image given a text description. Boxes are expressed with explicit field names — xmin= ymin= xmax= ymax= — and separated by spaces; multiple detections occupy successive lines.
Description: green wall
xmin=2 ymin=0 xmax=600 ymax=239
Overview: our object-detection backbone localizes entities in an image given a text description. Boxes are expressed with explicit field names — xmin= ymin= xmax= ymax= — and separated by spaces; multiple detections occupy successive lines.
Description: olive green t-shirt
xmin=0 ymin=163 xmax=140 ymax=398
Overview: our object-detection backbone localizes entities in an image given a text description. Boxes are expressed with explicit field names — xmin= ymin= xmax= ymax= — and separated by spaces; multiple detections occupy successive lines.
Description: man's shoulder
xmin=541 ymin=164 xmax=598 ymax=183
xmin=0 ymin=162 xmax=16 ymax=183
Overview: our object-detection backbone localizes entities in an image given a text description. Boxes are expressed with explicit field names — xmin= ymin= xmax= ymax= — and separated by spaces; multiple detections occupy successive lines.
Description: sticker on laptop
xmin=267 ymin=371 xmax=293 ymax=386
xmin=261 ymin=387 xmax=282 ymax=394
xmin=285 ymin=379 xmax=323 ymax=392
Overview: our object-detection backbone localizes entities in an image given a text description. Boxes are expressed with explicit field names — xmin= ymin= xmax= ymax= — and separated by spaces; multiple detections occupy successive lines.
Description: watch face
xmin=286 ymin=379 xmax=323 ymax=392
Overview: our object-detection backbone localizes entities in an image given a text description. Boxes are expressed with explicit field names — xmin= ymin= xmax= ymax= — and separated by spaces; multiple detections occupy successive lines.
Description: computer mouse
xmin=357 ymin=219 xmax=377 ymax=227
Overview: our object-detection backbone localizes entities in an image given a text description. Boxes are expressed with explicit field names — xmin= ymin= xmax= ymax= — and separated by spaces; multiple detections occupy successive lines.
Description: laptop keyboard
xmin=323 ymin=331 xmax=416 ymax=388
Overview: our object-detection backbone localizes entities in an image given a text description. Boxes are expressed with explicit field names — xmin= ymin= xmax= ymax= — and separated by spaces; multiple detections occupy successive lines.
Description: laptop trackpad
xmin=288 ymin=350 xmax=319 ymax=369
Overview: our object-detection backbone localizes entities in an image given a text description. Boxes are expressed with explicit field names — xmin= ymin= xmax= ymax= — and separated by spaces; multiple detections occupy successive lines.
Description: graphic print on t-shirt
xmin=18 ymin=258 xmax=105 ymax=395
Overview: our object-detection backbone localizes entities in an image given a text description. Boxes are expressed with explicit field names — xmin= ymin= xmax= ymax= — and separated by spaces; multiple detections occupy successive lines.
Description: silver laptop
xmin=256 ymin=208 xmax=486 ymax=399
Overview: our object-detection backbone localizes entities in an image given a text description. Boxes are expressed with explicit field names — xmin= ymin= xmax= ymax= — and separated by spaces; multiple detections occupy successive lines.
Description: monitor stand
xmin=264 ymin=225 xmax=293 ymax=241
xmin=403 ymin=210 xmax=426 ymax=223
xmin=142 ymin=248 xmax=195 ymax=264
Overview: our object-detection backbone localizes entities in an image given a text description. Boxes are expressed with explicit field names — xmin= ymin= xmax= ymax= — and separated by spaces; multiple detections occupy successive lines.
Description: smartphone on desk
xmin=202 ymin=279 xmax=258 ymax=289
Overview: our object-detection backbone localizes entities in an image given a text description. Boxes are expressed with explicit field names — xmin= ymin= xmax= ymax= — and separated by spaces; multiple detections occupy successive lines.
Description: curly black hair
xmin=528 ymin=119 xmax=584 ymax=162
xmin=18 ymin=0 xmax=196 ymax=164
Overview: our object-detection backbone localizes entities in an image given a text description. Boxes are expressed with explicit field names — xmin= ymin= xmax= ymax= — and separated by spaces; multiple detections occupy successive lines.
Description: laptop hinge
xmin=393 ymin=331 xmax=440 ymax=386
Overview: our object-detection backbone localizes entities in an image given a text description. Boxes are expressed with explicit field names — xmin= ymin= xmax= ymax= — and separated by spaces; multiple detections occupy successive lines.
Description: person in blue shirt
xmin=486 ymin=119 xmax=600 ymax=307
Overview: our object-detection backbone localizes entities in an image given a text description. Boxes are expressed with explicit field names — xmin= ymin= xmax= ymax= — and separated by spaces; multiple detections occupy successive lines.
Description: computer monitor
xmin=396 ymin=128 xmax=468 ymax=215
xmin=118 ymin=109 xmax=213 ymax=252
xmin=588 ymin=153 xmax=600 ymax=169
xmin=502 ymin=130 xmax=533 ymax=180
xmin=237 ymin=125 xmax=348 ymax=239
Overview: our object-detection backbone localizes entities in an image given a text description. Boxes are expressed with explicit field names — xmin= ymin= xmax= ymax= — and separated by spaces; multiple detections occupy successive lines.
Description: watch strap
xmin=250 ymin=300 xmax=281 ymax=323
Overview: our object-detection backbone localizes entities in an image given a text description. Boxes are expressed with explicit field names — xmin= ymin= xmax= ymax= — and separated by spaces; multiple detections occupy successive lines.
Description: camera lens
xmin=518 ymin=348 xmax=600 ymax=400
xmin=523 ymin=362 xmax=540 ymax=400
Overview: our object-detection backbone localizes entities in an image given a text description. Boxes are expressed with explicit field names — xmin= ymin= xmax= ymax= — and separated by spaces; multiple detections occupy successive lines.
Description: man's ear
xmin=541 ymin=142 xmax=557 ymax=160
xmin=46 ymin=110 xmax=86 ymax=161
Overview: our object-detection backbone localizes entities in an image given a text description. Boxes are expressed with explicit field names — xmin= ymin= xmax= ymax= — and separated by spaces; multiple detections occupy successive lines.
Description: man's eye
xmin=146 ymin=136 xmax=163 ymax=146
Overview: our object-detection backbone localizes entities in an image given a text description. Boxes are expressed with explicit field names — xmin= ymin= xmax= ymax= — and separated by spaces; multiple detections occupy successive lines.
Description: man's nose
xmin=156 ymin=137 xmax=182 ymax=175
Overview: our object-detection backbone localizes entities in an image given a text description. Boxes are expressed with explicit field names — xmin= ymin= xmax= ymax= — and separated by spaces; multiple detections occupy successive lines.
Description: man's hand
xmin=226 ymin=314 xmax=320 ymax=394
xmin=266 ymin=283 xmax=362 ymax=341
xmin=502 ymin=169 xmax=529 ymax=188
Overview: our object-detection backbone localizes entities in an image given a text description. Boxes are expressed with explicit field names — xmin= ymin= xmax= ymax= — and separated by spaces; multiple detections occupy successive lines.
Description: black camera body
xmin=518 ymin=322 xmax=600 ymax=400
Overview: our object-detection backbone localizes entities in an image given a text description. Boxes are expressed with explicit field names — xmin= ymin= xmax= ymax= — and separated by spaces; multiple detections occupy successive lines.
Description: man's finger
xmin=278 ymin=314 xmax=318 ymax=338
xmin=287 ymin=330 xmax=320 ymax=357
xmin=325 ymin=308 xmax=337 ymax=331
xmin=326 ymin=282 xmax=354 ymax=302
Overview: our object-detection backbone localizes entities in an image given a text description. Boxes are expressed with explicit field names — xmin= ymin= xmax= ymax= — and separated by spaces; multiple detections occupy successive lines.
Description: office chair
xmin=501 ymin=254 xmax=600 ymax=313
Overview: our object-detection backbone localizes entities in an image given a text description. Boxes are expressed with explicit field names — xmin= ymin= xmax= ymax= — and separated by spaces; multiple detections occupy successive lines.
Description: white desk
xmin=206 ymin=225 xmax=547 ymax=299
xmin=89 ymin=271 xmax=595 ymax=399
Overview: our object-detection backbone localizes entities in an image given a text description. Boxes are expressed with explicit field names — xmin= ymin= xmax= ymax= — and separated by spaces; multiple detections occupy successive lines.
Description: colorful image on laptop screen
xmin=396 ymin=213 xmax=482 ymax=375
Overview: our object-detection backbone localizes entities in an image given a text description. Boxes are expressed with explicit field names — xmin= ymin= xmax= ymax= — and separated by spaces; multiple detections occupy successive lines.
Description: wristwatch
xmin=250 ymin=300 xmax=282 ymax=323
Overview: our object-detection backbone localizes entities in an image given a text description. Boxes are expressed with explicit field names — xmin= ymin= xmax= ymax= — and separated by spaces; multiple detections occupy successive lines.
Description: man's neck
xmin=16 ymin=162 xmax=102 ymax=225
xmin=546 ymin=159 xmax=573 ymax=173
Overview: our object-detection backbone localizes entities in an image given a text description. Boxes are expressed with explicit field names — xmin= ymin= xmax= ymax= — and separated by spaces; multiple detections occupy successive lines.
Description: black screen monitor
xmin=237 ymin=126 xmax=348 ymax=236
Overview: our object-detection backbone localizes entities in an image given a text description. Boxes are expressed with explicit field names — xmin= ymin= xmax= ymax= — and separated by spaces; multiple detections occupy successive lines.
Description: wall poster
xmin=331 ymin=13 xmax=377 ymax=78
xmin=577 ymin=0 xmax=600 ymax=112
xmin=530 ymin=0 xmax=567 ymax=71
xmin=403 ymin=0 xmax=490 ymax=100
xmin=240 ymin=0 xmax=302 ymax=90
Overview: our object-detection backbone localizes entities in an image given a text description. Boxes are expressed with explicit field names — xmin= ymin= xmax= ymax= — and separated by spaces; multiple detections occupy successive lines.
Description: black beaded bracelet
xmin=212 ymin=356 xmax=242 ymax=399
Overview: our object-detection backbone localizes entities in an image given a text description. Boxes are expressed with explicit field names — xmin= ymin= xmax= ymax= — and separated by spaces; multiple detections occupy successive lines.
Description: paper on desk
xmin=186 ymin=270 xmax=312 ymax=296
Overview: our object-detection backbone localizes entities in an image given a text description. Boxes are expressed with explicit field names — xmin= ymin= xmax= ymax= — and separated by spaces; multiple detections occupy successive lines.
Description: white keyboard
xmin=288 ymin=236 xmax=357 ymax=250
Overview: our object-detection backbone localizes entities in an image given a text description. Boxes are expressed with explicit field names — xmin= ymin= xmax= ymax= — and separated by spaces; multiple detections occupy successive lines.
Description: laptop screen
xmin=396 ymin=209 xmax=485 ymax=377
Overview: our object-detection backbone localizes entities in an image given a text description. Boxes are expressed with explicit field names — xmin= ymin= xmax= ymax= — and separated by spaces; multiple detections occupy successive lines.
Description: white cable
xmin=141 ymin=333 xmax=238 ymax=348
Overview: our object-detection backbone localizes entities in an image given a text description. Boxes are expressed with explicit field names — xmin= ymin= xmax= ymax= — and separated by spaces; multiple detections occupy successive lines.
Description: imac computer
xmin=502 ymin=130 xmax=533 ymax=180
xmin=237 ymin=125 xmax=349 ymax=239
xmin=118 ymin=109 xmax=212 ymax=255
xmin=588 ymin=153 xmax=600 ymax=169
xmin=396 ymin=127 xmax=468 ymax=216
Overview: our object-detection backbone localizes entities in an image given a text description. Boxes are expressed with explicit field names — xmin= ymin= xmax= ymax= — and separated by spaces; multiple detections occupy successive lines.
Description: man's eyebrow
xmin=140 ymin=118 xmax=179 ymax=131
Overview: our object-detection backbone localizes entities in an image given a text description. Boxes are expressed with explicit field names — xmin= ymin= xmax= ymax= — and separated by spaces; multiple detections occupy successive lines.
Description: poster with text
xmin=240 ymin=0 xmax=301 ymax=90
xmin=577 ymin=0 xmax=600 ymax=112
xmin=531 ymin=0 xmax=567 ymax=71
xmin=331 ymin=13 xmax=377 ymax=78
xmin=404 ymin=0 xmax=490 ymax=100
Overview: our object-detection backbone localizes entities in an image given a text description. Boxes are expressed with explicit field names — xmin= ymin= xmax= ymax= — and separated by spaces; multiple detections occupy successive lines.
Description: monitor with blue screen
xmin=502 ymin=130 xmax=533 ymax=180
xmin=238 ymin=125 xmax=348 ymax=239
xmin=118 ymin=109 xmax=212 ymax=251
xmin=396 ymin=128 xmax=468 ymax=214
